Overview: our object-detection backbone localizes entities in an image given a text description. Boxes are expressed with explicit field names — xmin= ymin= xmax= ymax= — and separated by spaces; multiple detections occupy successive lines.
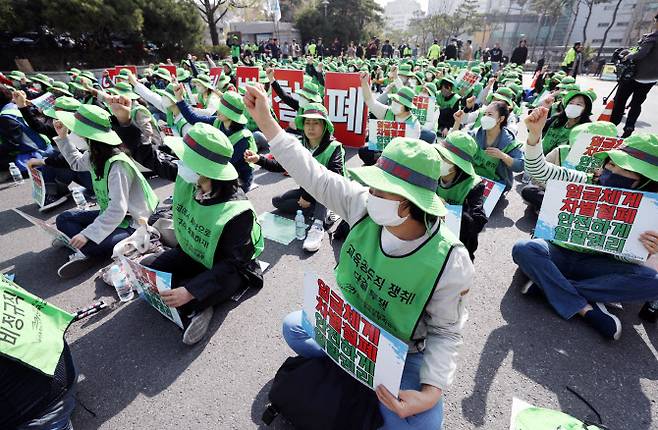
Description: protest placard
xmin=445 ymin=204 xmax=462 ymax=237
xmin=324 ymin=72 xmax=368 ymax=148
xmin=271 ymin=68 xmax=304 ymax=127
xmin=562 ymin=134 xmax=624 ymax=174
xmin=455 ymin=69 xmax=480 ymax=91
xmin=301 ymin=272 xmax=408 ymax=396
xmin=367 ymin=119 xmax=412 ymax=151
xmin=509 ymin=397 xmax=592 ymax=430
xmin=27 ymin=165 xmax=46 ymax=208
xmin=30 ymin=92 xmax=56 ymax=112
xmin=236 ymin=66 xmax=259 ymax=90
xmin=101 ymin=68 xmax=117 ymax=88
xmin=119 ymin=257 xmax=184 ymax=329
xmin=159 ymin=65 xmax=177 ymax=79
xmin=13 ymin=209 xmax=81 ymax=254
xmin=481 ymin=178 xmax=506 ymax=217
xmin=208 ymin=67 xmax=223 ymax=86
xmin=411 ymin=95 xmax=435 ymax=126
xmin=534 ymin=180 xmax=657 ymax=261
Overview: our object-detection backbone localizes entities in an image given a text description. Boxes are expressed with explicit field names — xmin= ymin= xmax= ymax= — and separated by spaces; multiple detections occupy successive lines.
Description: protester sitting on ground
xmin=434 ymin=76 xmax=461 ymax=137
xmin=513 ymin=107 xmax=658 ymax=340
xmin=243 ymin=82 xmax=473 ymax=430
xmin=190 ymin=74 xmax=220 ymax=116
xmin=52 ymin=101 xmax=158 ymax=279
xmin=173 ymin=84 xmax=256 ymax=192
xmin=140 ymin=122 xmax=264 ymax=345
xmin=436 ymin=131 xmax=488 ymax=260
xmin=453 ymin=101 xmax=523 ymax=191
xmin=266 ymin=67 xmax=323 ymax=130
xmin=244 ymin=103 xmax=344 ymax=252
xmin=539 ymin=90 xmax=595 ymax=156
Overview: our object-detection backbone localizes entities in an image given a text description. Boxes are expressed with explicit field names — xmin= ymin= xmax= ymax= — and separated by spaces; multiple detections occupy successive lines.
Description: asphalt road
xmin=1 ymin=75 xmax=656 ymax=430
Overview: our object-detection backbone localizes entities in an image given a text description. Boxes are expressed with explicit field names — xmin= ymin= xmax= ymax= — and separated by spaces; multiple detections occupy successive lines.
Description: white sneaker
xmin=57 ymin=252 xmax=94 ymax=279
xmin=325 ymin=210 xmax=340 ymax=227
xmin=303 ymin=222 xmax=324 ymax=252
xmin=182 ymin=307 xmax=214 ymax=345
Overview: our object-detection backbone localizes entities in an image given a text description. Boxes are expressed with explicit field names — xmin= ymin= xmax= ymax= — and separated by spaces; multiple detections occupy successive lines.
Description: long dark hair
xmin=490 ymin=101 xmax=509 ymax=128
xmin=552 ymin=94 xmax=592 ymax=128
xmin=89 ymin=139 xmax=122 ymax=180
xmin=208 ymin=178 xmax=240 ymax=200
xmin=302 ymin=118 xmax=332 ymax=149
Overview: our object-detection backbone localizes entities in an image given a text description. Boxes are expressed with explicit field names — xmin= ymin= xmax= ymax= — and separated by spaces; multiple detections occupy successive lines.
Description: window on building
xmin=598 ymin=22 xmax=610 ymax=27
xmin=616 ymin=22 xmax=628 ymax=26
xmin=592 ymin=39 xmax=604 ymax=43
xmin=610 ymin=39 xmax=623 ymax=43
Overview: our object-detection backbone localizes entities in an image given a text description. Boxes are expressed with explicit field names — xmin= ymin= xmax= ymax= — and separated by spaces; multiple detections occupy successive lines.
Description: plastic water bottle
xmin=109 ymin=265 xmax=134 ymax=302
xmin=295 ymin=210 xmax=306 ymax=240
xmin=72 ymin=188 xmax=87 ymax=210
xmin=8 ymin=162 xmax=23 ymax=185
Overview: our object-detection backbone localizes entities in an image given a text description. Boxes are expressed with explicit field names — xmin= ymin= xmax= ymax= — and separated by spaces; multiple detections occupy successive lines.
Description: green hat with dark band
xmin=56 ymin=104 xmax=121 ymax=146
xmin=294 ymin=103 xmax=334 ymax=134
xmin=191 ymin=74 xmax=215 ymax=90
xmin=153 ymin=67 xmax=173 ymax=82
xmin=389 ymin=86 xmax=417 ymax=110
xmin=436 ymin=131 xmax=479 ymax=178
xmin=594 ymin=134 xmax=658 ymax=182
xmin=154 ymin=84 xmax=177 ymax=106
xmin=7 ymin=70 xmax=30 ymax=83
xmin=217 ymin=91 xmax=247 ymax=124
xmin=297 ymin=81 xmax=322 ymax=103
xmin=48 ymin=81 xmax=73 ymax=97
xmin=43 ymin=96 xmax=81 ymax=119
xmin=164 ymin=123 xmax=238 ymax=180
xmin=31 ymin=73 xmax=51 ymax=86
xmin=114 ymin=82 xmax=139 ymax=100
xmin=348 ymin=138 xmax=446 ymax=216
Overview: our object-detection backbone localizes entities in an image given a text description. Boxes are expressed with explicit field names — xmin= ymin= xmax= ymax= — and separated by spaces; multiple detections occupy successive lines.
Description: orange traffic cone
xmin=598 ymin=99 xmax=614 ymax=121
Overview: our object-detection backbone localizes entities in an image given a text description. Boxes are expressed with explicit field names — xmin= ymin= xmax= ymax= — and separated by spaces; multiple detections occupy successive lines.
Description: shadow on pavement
xmin=250 ymin=378 xmax=294 ymax=429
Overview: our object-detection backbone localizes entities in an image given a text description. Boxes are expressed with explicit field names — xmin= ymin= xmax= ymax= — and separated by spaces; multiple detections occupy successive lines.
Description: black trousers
xmin=521 ymin=184 xmax=545 ymax=212
xmin=610 ymin=79 xmax=655 ymax=132
xmin=272 ymin=188 xmax=328 ymax=222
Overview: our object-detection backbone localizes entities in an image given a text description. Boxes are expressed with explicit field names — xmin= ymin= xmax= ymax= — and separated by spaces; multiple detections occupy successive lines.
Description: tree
xmin=142 ymin=0 xmax=204 ymax=51
xmin=191 ymin=0 xmax=251 ymax=46
xmin=562 ymin=0 xmax=582 ymax=56
xmin=581 ymin=0 xmax=612 ymax=45
xmin=595 ymin=0 xmax=623 ymax=60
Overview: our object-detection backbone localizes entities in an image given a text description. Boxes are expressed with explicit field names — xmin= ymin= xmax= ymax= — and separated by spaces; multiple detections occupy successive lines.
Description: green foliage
xmin=294 ymin=0 xmax=383 ymax=44
xmin=141 ymin=0 xmax=204 ymax=49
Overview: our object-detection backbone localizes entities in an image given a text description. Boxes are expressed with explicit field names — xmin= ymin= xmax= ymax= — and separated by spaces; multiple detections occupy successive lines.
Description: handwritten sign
xmin=481 ymin=178 xmax=506 ymax=217
xmin=367 ymin=119 xmax=409 ymax=151
xmin=534 ymin=180 xmax=657 ymax=261
xmin=301 ymin=273 xmax=408 ymax=396
xmin=456 ymin=69 xmax=480 ymax=91
xmin=562 ymin=134 xmax=624 ymax=173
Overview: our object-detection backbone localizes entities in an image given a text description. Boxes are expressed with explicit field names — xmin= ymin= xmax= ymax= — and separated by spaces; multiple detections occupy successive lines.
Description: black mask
xmin=598 ymin=169 xmax=637 ymax=189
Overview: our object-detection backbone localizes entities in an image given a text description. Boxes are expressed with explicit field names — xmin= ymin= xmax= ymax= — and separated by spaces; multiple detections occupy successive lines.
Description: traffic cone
xmin=598 ymin=99 xmax=614 ymax=121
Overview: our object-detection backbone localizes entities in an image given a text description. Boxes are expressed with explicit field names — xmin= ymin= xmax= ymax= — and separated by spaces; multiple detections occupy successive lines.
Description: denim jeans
xmin=40 ymin=166 xmax=93 ymax=194
xmin=55 ymin=209 xmax=134 ymax=258
xmin=16 ymin=387 xmax=76 ymax=430
xmin=512 ymin=239 xmax=658 ymax=319
xmin=282 ymin=310 xmax=445 ymax=430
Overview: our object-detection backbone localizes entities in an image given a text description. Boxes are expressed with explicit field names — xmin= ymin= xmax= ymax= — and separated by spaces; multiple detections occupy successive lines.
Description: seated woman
xmin=173 ymin=84 xmax=256 ymax=192
xmin=143 ymin=122 xmax=264 ymax=345
xmin=244 ymin=103 xmax=344 ymax=252
xmin=540 ymin=89 xmax=595 ymax=155
xmin=243 ymin=83 xmax=473 ymax=430
xmin=513 ymin=107 xmax=658 ymax=340
xmin=436 ymin=131 xmax=488 ymax=261
xmin=53 ymin=102 xmax=158 ymax=279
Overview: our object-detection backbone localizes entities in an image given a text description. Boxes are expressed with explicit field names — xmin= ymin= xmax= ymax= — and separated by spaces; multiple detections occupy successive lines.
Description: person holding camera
xmin=610 ymin=13 xmax=658 ymax=138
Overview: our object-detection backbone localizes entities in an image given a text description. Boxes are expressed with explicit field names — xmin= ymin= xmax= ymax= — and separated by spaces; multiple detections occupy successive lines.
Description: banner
xmin=120 ymin=257 xmax=184 ymax=329
xmin=30 ymin=92 xmax=56 ymax=112
xmin=534 ymin=180 xmax=657 ymax=261
xmin=208 ymin=67 xmax=223 ymax=86
xmin=0 ymin=275 xmax=74 ymax=376
xmin=301 ymin=273 xmax=408 ymax=396
xmin=271 ymin=68 xmax=304 ymax=127
xmin=13 ymin=209 xmax=81 ymax=254
xmin=445 ymin=204 xmax=462 ymax=237
xmin=27 ymin=165 xmax=45 ymax=208
xmin=101 ymin=69 xmax=117 ymax=89
xmin=455 ymin=69 xmax=480 ymax=91
xmin=324 ymin=72 xmax=368 ymax=148
xmin=562 ymin=134 xmax=624 ymax=173
xmin=236 ymin=66 xmax=260 ymax=90
xmin=600 ymin=64 xmax=617 ymax=81
xmin=481 ymin=178 xmax=506 ymax=217
xmin=410 ymin=95 xmax=435 ymax=126
xmin=367 ymin=119 xmax=413 ymax=151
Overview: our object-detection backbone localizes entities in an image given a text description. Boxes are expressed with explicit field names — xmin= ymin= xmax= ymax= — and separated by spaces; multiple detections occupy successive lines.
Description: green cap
xmin=216 ymin=74 xmax=231 ymax=91
xmin=164 ymin=123 xmax=238 ymax=180
xmin=593 ymin=133 xmax=658 ymax=182
xmin=436 ymin=131 xmax=479 ymax=178
xmin=43 ymin=96 xmax=81 ymax=119
xmin=7 ymin=70 xmax=30 ymax=82
xmin=563 ymin=89 xmax=597 ymax=105
xmin=423 ymin=82 xmax=438 ymax=98
xmin=57 ymin=104 xmax=121 ymax=146
xmin=48 ymin=81 xmax=73 ymax=97
xmin=398 ymin=64 xmax=414 ymax=77
xmin=294 ymin=103 xmax=334 ymax=134
xmin=389 ymin=86 xmax=417 ymax=110
xmin=31 ymin=73 xmax=51 ymax=86
xmin=153 ymin=67 xmax=173 ymax=82
xmin=297 ymin=81 xmax=322 ymax=103
xmin=191 ymin=74 xmax=215 ymax=90
xmin=349 ymin=138 xmax=446 ymax=216
xmin=80 ymin=71 xmax=97 ymax=83
xmin=438 ymin=76 xmax=456 ymax=89
xmin=114 ymin=82 xmax=139 ymax=100
xmin=176 ymin=67 xmax=191 ymax=82
xmin=115 ymin=69 xmax=134 ymax=81
xmin=217 ymin=91 xmax=247 ymax=124
xmin=66 ymin=68 xmax=82 ymax=76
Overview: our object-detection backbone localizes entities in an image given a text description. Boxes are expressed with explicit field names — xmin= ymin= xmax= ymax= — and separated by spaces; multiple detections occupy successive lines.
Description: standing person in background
xmin=610 ymin=13 xmax=658 ymax=138
xmin=331 ymin=37 xmax=342 ymax=56
xmin=346 ymin=41 xmax=356 ymax=59
xmin=428 ymin=40 xmax=441 ymax=66
xmin=317 ymin=37 xmax=325 ymax=57
xmin=381 ymin=40 xmax=393 ymax=58
xmin=490 ymin=43 xmax=503 ymax=72
xmin=356 ymin=43 xmax=364 ymax=59
xmin=366 ymin=37 xmax=379 ymax=59
xmin=510 ymin=40 xmax=528 ymax=65
xmin=561 ymin=42 xmax=582 ymax=75
xmin=445 ymin=40 xmax=458 ymax=60
xmin=291 ymin=39 xmax=301 ymax=60
xmin=307 ymin=39 xmax=317 ymax=57
xmin=413 ymin=43 xmax=419 ymax=59
xmin=463 ymin=40 xmax=474 ymax=61
xmin=282 ymin=41 xmax=290 ymax=59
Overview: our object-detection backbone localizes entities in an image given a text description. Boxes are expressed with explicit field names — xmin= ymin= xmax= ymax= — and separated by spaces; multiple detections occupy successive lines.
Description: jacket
xmin=629 ymin=30 xmax=658 ymax=82
xmin=472 ymin=126 xmax=524 ymax=191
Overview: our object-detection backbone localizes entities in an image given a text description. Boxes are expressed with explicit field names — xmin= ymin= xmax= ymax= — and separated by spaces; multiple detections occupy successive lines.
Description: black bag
xmin=263 ymin=356 xmax=384 ymax=430
xmin=616 ymin=59 xmax=637 ymax=81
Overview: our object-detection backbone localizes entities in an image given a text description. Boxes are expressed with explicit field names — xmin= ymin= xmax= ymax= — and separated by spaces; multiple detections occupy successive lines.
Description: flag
xmin=269 ymin=0 xmax=281 ymax=22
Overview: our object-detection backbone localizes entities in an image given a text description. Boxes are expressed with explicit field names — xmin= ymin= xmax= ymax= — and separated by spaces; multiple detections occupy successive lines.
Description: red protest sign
xmin=208 ymin=67 xmax=223 ymax=86
xmin=324 ymin=72 xmax=368 ymax=148
xmin=101 ymin=69 xmax=117 ymax=88
xmin=271 ymin=68 xmax=304 ymax=128
xmin=236 ymin=66 xmax=259 ymax=90
xmin=115 ymin=65 xmax=137 ymax=76
xmin=159 ymin=65 xmax=177 ymax=80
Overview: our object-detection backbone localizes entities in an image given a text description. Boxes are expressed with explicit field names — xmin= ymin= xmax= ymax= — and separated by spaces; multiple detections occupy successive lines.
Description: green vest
xmin=383 ymin=109 xmax=418 ymax=125
xmin=91 ymin=153 xmax=159 ymax=229
xmin=308 ymin=44 xmax=317 ymax=56
xmin=0 ymin=275 xmax=74 ymax=376
xmin=436 ymin=93 xmax=460 ymax=110
xmin=215 ymin=122 xmax=259 ymax=156
xmin=335 ymin=216 xmax=460 ymax=341
xmin=437 ymin=174 xmax=481 ymax=205
xmin=473 ymin=140 xmax=521 ymax=181
xmin=131 ymin=104 xmax=160 ymax=135
xmin=312 ymin=140 xmax=345 ymax=175
xmin=172 ymin=177 xmax=264 ymax=269
xmin=166 ymin=110 xmax=189 ymax=136
xmin=542 ymin=122 xmax=573 ymax=154
xmin=231 ymin=45 xmax=240 ymax=58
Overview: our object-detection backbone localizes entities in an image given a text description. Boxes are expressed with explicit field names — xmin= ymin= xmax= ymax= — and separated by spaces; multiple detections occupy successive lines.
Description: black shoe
xmin=638 ymin=301 xmax=658 ymax=323
xmin=182 ymin=307 xmax=214 ymax=345
xmin=621 ymin=128 xmax=633 ymax=138
xmin=57 ymin=253 xmax=95 ymax=279
xmin=583 ymin=303 xmax=622 ymax=340
xmin=39 ymin=193 xmax=69 ymax=212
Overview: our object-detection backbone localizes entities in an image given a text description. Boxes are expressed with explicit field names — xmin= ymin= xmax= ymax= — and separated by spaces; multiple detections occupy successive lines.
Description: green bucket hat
xmin=176 ymin=68 xmax=191 ymax=82
xmin=43 ymin=96 xmax=81 ymax=119
xmin=438 ymin=76 xmax=456 ymax=89
xmin=114 ymin=82 xmax=139 ymax=100
xmin=48 ymin=81 xmax=73 ymax=97
xmin=294 ymin=103 xmax=334 ymax=134
xmin=349 ymin=138 xmax=446 ymax=216
xmin=66 ymin=68 xmax=81 ymax=76
xmin=217 ymin=91 xmax=247 ymax=124
xmin=297 ymin=82 xmax=322 ymax=103
xmin=593 ymin=133 xmax=658 ymax=182
xmin=191 ymin=74 xmax=215 ymax=91
xmin=80 ymin=71 xmax=97 ymax=83
xmin=164 ymin=122 xmax=238 ymax=181
xmin=7 ymin=70 xmax=30 ymax=83
xmin=399 ymin=64 xmax=414 ymax=77
xmin=258 ymin=69 xmax=268 ymax=84
xmin=388 ymin=86 xmax=417 ymax=110
xmin=68 ymin=77 xmax=91 ymax=93
xmin=154 ymin=84 xmax=177 ymax=106
xmin=56 ymin=104 xmax=121 ymax=146
xmin=153 ymin=67 xmax=173 ymax=82
xmin=436 ymin=131 xmax=479 ymax=177
xmin=423 ymin=82 xmax=438 ymax=98
xmin=563 ymin=89 xmax=597 ymax=105
xmin=216 ymin=74 xmax=231 ymax=91
xmin=115 ymin=69 xmax=134 ymax=81
xmin=31 ymin=73 xmax=51 ymax=86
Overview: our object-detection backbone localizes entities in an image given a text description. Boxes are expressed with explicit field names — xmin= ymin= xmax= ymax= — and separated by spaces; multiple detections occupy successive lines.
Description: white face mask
xmin=366 ymin=193 xmax=408 ymax=227
xmin=564 ymin=104 xmax=584 ymax=119
xmin=176 ymin=161 xmax=200 ymax=184
xmin=440 ymin=160 xmax=455 ymax=176
xmin=390 ymin=101 xmax=404 ymax=115
xmin=409 ymin=79 xmax=417 ymax=87
xmin=480 ymin=115 xmax=498 ymax=131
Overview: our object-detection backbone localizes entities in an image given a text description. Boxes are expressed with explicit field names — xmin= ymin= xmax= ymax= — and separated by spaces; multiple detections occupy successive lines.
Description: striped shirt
xmin=524 ymin=140 xmax=588 ymax=184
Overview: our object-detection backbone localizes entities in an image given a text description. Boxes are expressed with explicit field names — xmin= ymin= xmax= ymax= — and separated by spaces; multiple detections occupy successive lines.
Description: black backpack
xmin=262 ymin=356 xmax=383 ymax=430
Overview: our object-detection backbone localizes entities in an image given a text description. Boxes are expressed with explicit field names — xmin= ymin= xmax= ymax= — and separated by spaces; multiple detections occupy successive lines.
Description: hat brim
xmin=116 ymin=90 xmax=140 ymax=100
xmin=49 ymin=86 xmax=73 ymax=97
xmin=56 ymin=111 xmax=122 ymax=146
xmin=436 ymin=145 xmax=477 ymax=178
xmin=164 ymin=136 xmax=239 ymax=181
xmin=32 ymin=77 xmax=50 ymax=86
xmin=153 ymin=71 xmax=172 ymax=82
xmin=297 ymin=89 xmax=322 ymax=103
xmin=593 ymin=150 xmax=658 ymax=182
xmin=68 ymin=82 xmax=86 ymax=92
xmin=191 ymin=78 xmax=214 ymax=90
xmin=43 ymin=107 xmax=58 ymax=119
xmin=388 ymin=93 xmax=417 ymax=110
xmin=217 ymin=104 xmax=247 ymax=125
xmin=154 ymin=89 xmax=177 ymax=106
xmin=348 ymin=165 xmax=446 ymax=216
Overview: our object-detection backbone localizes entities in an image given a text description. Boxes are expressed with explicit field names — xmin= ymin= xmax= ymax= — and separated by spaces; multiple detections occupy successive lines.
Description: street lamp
xmin=322 ymin=0 xmax=329 ymax=17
